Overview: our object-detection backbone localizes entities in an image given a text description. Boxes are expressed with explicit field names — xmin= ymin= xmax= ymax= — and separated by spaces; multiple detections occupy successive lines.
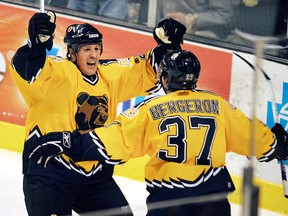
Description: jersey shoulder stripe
xmin=196 ymin=89 xmax=220 ymax=97
xmin=134 ymin=94 xmax=162 ymax=109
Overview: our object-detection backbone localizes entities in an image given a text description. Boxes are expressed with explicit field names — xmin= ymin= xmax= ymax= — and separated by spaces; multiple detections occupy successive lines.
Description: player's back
xmin=142 ymin=89 xmax=230 ymax=184
xmin=141 ymin=87 xmax=275 ymax=190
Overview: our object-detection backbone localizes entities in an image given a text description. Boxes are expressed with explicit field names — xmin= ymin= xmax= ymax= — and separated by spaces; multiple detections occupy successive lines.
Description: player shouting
xmin=9 ymin=10 xmax=186 ymax=216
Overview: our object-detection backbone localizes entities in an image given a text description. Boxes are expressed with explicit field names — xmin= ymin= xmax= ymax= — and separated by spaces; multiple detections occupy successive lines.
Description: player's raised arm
xmin=11 ymin=11 xmax=56 ymax=83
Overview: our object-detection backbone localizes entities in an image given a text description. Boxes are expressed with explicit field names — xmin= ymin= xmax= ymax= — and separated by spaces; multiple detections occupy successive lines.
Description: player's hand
xmin=29 ymin=130 xmax=81 ymax=167
xmin=151 ymin=18 xmax=186 ymax=69
xmin=153 ymin=18 xmax=186 ymax=47
xmin=28 ymin=11 xmax=56 ymax=51
xmin=271 ymin=123 xmax=288 ymax=160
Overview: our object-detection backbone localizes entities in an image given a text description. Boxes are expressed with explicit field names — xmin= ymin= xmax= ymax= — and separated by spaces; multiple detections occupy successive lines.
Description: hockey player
xmin=9 ymin=10 xmax=186 ymax=216
xmin=29 ymin=50 xmax=288 ymax=216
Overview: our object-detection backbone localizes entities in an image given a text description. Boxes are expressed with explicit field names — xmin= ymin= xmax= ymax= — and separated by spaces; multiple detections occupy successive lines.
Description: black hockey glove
xmin=28 ymin=11 xmax=56 ymax=51
xmin=29 ymin=130 xmax=107 ymax=167
xmin=271 ymin=123 xmax=288 ymax=160
xmin=29 ymin=130 xmax=82 ymax=167
xmin=151 ymin=18 xmax=186 ymax=71
xmin=153 ymin=18 xmax=187 ymax=49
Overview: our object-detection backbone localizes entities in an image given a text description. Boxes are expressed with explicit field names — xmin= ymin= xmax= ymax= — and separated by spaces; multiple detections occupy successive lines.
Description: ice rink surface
xmin=0 ymin=148 xmax=283 ymax=216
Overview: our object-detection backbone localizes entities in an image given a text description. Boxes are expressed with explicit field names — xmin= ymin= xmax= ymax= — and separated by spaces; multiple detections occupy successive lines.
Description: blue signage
xmin=267 ymin=82 xmax=288 ymax=165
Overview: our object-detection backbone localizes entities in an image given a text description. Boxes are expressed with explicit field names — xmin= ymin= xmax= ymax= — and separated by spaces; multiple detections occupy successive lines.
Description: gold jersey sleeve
xmin=96 ymin=89 xmax=276 ymax=184
xmin=98 ymin=53 xmax=158 ymax=109
xmin=10 ymin=57 xmax=81 ymax=138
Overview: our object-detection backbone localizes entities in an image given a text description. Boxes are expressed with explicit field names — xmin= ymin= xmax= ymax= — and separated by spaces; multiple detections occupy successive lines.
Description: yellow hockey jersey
xmin=93 ymin=89 xmax=276 ymax=190
xmin=10 ymin=49 xmax=159 ymax=183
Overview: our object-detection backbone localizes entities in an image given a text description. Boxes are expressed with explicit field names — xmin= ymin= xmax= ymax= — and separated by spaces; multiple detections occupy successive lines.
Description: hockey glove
xmin=29 ymin=130 xmax=82 ymax=168
xmin=151 ymin=18 xmax=186 ymax=70
xmin=75 ymin=93 xmax=109 ymax=132
xmin=271 ymin=123 xmax=288 ymax=160
xmin=28 ymin=11 xmax=56 ymax=51
xmin=29 ymin=130 xmax=108 ymax=167
xmin=153 ymin=18 xmax=186 ymax=49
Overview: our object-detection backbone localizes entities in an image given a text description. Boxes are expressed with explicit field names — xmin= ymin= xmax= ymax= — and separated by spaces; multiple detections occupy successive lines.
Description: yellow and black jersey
xmin=90 ymin=89 xmax=276 ymax=191
xmin=9 ymin=46 xmax=159 ymax=183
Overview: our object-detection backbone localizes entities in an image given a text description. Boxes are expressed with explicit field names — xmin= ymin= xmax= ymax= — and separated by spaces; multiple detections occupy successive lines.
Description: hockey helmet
xmin=64 ymin=23 xmax=103 ymax=58
xmin=159 ymin=50 xmax=201 ymax=91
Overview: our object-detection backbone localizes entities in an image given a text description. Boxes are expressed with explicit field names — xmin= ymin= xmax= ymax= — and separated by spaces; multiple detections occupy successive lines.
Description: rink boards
xmin=0 ymin=2 xmax=287 ymax=214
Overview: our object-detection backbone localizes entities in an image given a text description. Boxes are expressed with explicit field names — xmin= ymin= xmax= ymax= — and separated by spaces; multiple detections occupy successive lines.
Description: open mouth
xmin=87 ymin=61 xmax=96 ymax=67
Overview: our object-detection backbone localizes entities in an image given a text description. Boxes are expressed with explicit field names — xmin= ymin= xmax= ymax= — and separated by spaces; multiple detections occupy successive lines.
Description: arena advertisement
xmin=0 ymin=2 xmax=231 ymax=126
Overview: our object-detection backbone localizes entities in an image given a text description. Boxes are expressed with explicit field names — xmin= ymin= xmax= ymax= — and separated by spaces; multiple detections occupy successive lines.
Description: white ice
xmin=0 ymin=149 xmax=283 ymax=216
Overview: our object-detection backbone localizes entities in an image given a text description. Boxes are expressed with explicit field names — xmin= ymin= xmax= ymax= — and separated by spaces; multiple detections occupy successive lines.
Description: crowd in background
xmin=21 ymin=0 xmax=288 ymax=58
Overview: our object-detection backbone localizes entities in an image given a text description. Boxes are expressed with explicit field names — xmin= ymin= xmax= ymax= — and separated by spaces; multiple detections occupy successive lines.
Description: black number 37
xmin=158 ymin=116 xmax=216 ymax=166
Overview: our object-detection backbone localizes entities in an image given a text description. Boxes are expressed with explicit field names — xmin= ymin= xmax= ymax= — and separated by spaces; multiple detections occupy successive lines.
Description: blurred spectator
xmin=228 ymin=0 xmax=288 ymax=58
xmin=48 ymin=0 xmax=68 ymax=8
xmin=127 ymin=1 xmax=141 ymax=23
xmin=158 ymin=0 xmax=234 ymax=39
xmin=231 ymin=0 xmax=284 ymax=36
xmin=127 ymin=0 xmax=149 ymax=24
xmin=21 ymin=0 xmax=68 ymax=9
xmin=67 ymin=0 xmax=128 ymax=20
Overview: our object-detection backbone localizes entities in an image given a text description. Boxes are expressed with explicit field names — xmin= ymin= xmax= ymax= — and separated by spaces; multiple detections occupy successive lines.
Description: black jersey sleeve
xmin=11 ymin=44 xmax=46 ymax=84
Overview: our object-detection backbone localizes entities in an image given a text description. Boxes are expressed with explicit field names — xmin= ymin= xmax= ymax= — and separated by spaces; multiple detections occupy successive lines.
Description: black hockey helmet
xmin=64 ymin=23 xmax=103 ymax=59
xmin=159 ymin=50 xmax=201 ymax=91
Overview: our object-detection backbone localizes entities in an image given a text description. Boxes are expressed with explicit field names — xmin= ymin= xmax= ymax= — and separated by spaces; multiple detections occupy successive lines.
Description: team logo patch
xmin=117 ymin=58 xmax=131 ymax=66
xmin=75 ymin=92 xmax=108 ymax=131
xmin=48 ymin=56 xmax=62 ymax=62
xmin=63 ymin=132 xmax=71 ymax=148
xmin=122 ymin=107 xmax=138 ymax=118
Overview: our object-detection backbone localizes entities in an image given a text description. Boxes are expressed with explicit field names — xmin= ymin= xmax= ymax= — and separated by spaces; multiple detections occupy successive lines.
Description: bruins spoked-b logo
xmin=75 ymin=92 xmax=108 ymax=132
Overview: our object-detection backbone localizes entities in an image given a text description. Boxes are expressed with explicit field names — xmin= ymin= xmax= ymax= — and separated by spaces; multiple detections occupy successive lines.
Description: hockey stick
xmin=38 ymin=0 xmax=55 ymax=44
xmin=40 ymin=0 xmax=45 ymax=12
xmin=256 ymin=58 xmax=288 ymax=199
xmin=38 ymin=0 xmax=47 ymax=42
xmin=234 ymin=50 xmax=288 ymax=199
